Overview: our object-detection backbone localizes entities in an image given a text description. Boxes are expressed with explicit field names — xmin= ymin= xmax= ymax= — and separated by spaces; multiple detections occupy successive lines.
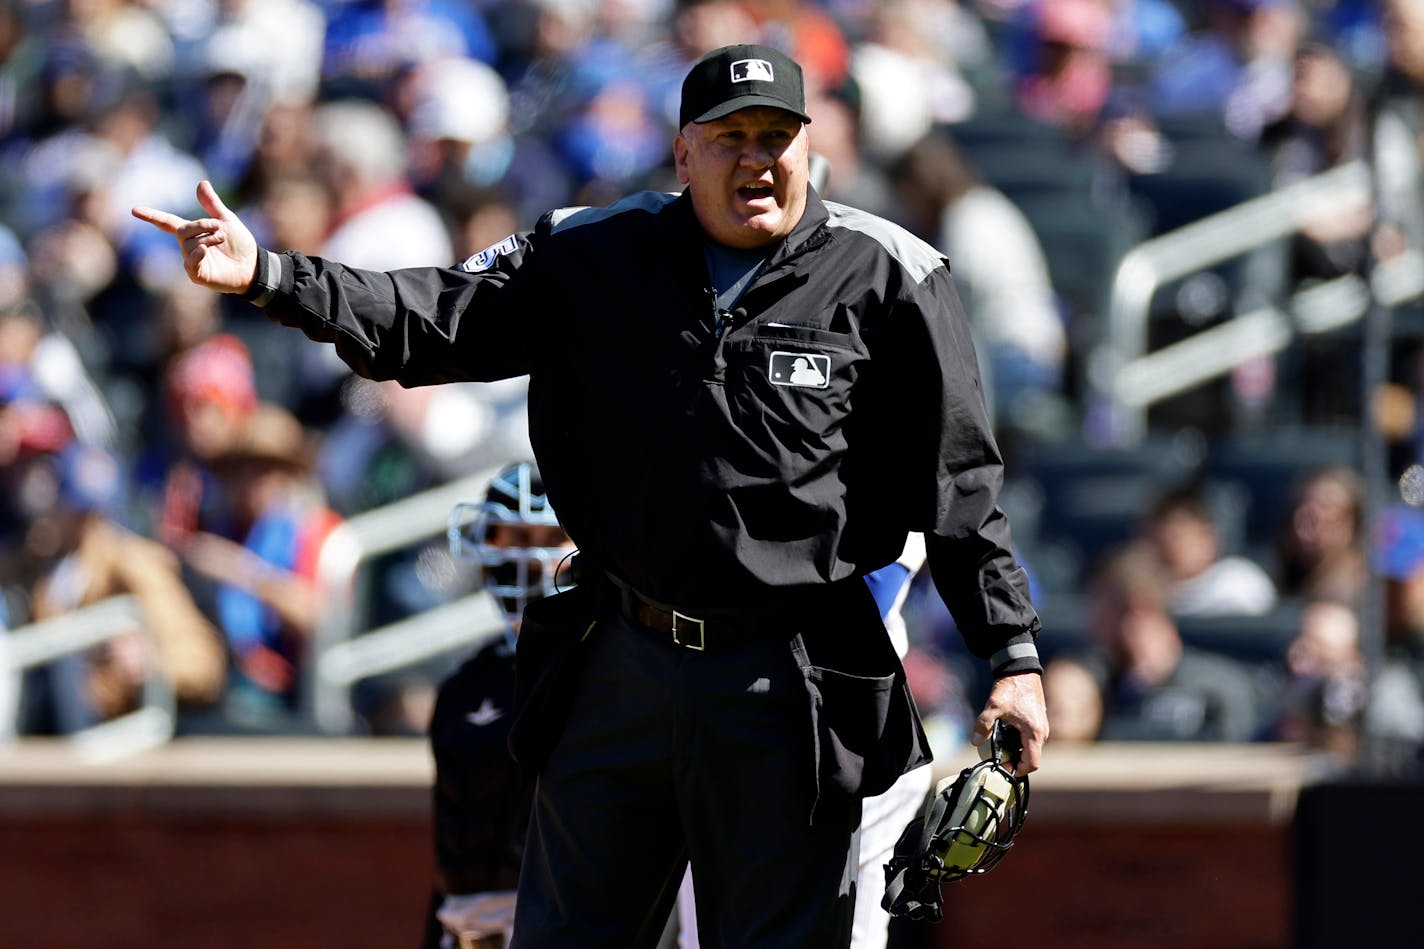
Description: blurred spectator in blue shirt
xmin=555 ymin=68 xmax=667 ymax=204
xmin=1376 ymin=503 xmax=1424 ymax=658
xmin=1 ymin=38 xmax=109 ymax=238
xmin=1313 ymin=0 xmax=1386 ymax=73
xmin=1103 ymin=0 xmax=1186 ymax=66
xmin=1150 ymin=0 xmax=1304 ymax=140
xmin=322 ymin=0 xmax=496 ymax=85
xmin=1 ymin=316 xmax=77 ymax=561
xmin=180 ymin=402 xmax=341 ymax=718
xmin=1365 ymin=502 xmax=1424 ymax=760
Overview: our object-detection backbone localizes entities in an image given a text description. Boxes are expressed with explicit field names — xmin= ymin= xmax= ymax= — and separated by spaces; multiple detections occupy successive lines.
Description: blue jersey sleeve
xmin=863 ymin=562 xmax=912 ymax=619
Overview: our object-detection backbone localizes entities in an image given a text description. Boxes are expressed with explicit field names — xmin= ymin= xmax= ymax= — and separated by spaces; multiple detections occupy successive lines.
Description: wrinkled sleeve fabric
xmin=246 ymin=229 xmax=542 ymax=386
xmin=888 ymin=264 xmax=1041 ymax=677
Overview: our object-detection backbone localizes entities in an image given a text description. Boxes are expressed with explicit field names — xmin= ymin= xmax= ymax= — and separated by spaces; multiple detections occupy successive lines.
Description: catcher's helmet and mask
xmin=448 ymin=462 xmax=575 ymax=635
xmin=882 ymin=722 xmax=1031 ymax=922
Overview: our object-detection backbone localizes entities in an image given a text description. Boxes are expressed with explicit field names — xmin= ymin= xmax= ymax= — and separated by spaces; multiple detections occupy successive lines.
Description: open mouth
xmin=737 ymin=182 xmax=775 ymax=202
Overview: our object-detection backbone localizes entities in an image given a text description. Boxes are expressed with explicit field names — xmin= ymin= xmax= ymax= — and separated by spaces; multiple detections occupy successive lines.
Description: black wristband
xmin=242 ymin=248 xmax=279 ymax=305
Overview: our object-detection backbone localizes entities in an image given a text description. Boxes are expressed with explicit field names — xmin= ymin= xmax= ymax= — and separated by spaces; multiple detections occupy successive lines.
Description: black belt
xmin=608 ymin=574 xmax=773 ymax=651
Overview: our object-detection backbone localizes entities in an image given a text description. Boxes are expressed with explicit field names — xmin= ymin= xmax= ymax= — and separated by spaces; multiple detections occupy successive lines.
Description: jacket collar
xmin=669 ymin=184 xmax=831 ymax=266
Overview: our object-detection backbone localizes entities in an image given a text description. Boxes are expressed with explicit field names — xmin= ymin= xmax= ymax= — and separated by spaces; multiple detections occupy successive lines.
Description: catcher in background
xmin=422 ymin=461 xmax=575 ymax=949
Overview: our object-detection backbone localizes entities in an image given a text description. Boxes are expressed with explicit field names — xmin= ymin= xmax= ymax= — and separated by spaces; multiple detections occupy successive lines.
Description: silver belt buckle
xmin=671 ymin=611 xmax=706 ymax=651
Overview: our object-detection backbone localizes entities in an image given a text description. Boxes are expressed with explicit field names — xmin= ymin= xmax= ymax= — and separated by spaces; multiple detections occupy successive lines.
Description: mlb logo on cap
xmin=679 ymin=44 xmax=812 ymax=128
xmin=731 ymin=59 xmax=774 ymax=83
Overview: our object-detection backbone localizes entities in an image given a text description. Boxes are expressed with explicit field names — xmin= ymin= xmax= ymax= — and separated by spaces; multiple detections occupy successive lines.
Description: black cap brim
xmin=692 ymin=95 xmax=812 ymax=126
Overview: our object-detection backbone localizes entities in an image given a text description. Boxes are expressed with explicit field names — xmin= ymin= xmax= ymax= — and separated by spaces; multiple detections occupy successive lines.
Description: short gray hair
xmin=313 ymin=99 xmax=408 ymax=186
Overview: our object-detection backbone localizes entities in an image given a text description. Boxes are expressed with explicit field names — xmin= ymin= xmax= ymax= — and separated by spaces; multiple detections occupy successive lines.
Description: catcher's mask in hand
xmin=881 ymin=722 xmax=1031 ymax=922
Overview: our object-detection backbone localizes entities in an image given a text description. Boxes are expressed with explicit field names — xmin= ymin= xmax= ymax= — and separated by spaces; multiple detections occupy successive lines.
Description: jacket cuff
xmin=242 ymin=248 xmax=284 ymax=306
xmin=990 ymin=633 xmax=1041 ymax=678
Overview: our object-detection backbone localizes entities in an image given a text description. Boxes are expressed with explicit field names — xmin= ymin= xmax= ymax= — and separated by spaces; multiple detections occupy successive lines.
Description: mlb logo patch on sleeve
xmin=731 ymin=59 xmax=774 ymax=83
xmin=460 ymin=234 xmax=520 ymax=272
xmin=768 ymin=351 xmax=830 ymax=388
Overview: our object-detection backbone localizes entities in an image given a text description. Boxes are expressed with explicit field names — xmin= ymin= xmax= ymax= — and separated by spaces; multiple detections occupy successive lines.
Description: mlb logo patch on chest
xmin=768 ymin=351 xmax=831 ymax=388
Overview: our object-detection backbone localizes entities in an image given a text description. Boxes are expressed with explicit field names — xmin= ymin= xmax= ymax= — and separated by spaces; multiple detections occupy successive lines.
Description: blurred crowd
xmin=2 ymin=0 xmax=1424 ymax=768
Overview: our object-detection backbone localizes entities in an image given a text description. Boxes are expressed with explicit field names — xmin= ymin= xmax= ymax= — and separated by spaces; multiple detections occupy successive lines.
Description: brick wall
xmin=0 ymin=739 xmax=1327 ymax=949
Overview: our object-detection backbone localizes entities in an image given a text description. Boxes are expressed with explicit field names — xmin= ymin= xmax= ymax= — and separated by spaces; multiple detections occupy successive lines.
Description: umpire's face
xmin=674 ymin=105 xmax=809 ymax=249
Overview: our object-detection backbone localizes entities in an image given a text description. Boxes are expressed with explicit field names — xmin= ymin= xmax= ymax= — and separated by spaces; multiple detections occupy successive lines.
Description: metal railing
xmin=0 ymin=595 xmax=177 ymax=761
xmin=308 ymin=464 xmax=510 ymax=733
xmin=314 ymin=593 xmax=504 ymax=705
xmin=0 ymin=461 xmax=512 ymax=752
xmin=1093 ymin=160 xmax=1424 ymax=442
xmin=0 ymin=465 xmax=515 ymax=754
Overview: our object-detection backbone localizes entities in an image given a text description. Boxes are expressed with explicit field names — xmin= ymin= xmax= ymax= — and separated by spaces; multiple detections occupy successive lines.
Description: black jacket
xmin=253 ymin=187 xmax=1040 ymax=675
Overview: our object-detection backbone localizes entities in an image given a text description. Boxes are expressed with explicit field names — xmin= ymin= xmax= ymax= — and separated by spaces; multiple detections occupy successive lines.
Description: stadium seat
xmin=1127 ymin=140 xmax=1272 ymax=237
xmin=1033 ymin=591 xmax=1091 ymax=661
xmin=1013 ymin=433 xmax=1206 ymax=577
xmin=1204 ymin=428 xmax=1360 ymax=542
xmin=940 ymin=112 xmax=1068 ymax=152
xmin=1175 ymin=600 xmax=1305 ymax=666
xmin=1014 ymin=189 xmax=1148 ymax=330
xmin=958 ymin=143 xmax=1102 ymax=203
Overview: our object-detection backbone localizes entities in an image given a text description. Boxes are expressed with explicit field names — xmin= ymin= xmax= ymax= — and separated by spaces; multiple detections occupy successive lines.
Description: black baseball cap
xmin=679 ymin=44 xmax=812 ymax=129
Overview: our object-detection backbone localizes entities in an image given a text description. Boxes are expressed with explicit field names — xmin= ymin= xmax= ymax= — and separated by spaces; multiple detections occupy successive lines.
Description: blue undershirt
xmin=703 ymin=240 xmax=771 ymax=310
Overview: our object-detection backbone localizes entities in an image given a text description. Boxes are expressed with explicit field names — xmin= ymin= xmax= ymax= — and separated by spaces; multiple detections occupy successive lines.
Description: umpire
xmin=136 ymin=43 xmax=1048 ymax=949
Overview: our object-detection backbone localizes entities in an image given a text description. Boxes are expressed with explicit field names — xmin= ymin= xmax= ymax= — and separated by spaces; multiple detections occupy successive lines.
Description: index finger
xmin=131 ymin=205 xmax=188 ymax=235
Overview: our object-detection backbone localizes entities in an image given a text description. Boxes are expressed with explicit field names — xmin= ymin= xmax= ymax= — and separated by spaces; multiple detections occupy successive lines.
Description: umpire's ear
xmin=673 ymin=123 xmax=702 ymax=186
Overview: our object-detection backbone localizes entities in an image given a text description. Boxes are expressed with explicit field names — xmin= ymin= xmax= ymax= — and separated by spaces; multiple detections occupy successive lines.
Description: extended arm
xmin=891 ymin=265 xmax=1048 ymax=774
xmin=134 ymin=183 xmax=536 ymax=385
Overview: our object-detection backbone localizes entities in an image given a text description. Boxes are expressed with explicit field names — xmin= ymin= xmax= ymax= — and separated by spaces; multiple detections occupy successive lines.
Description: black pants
xmin=510 ymin=611 xmax=862 ymax=948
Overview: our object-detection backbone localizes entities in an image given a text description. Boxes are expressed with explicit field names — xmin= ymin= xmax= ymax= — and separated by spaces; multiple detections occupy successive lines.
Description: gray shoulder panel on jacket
xmin=823 ymin=200 xmax=945 ymax=283
xmin=549 ymin=191 xmax=681 ymax=233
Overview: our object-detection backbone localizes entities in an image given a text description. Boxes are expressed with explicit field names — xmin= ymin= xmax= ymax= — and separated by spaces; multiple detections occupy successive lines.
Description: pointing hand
xmin=132 ymin=180 xmax=258 ymax=294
